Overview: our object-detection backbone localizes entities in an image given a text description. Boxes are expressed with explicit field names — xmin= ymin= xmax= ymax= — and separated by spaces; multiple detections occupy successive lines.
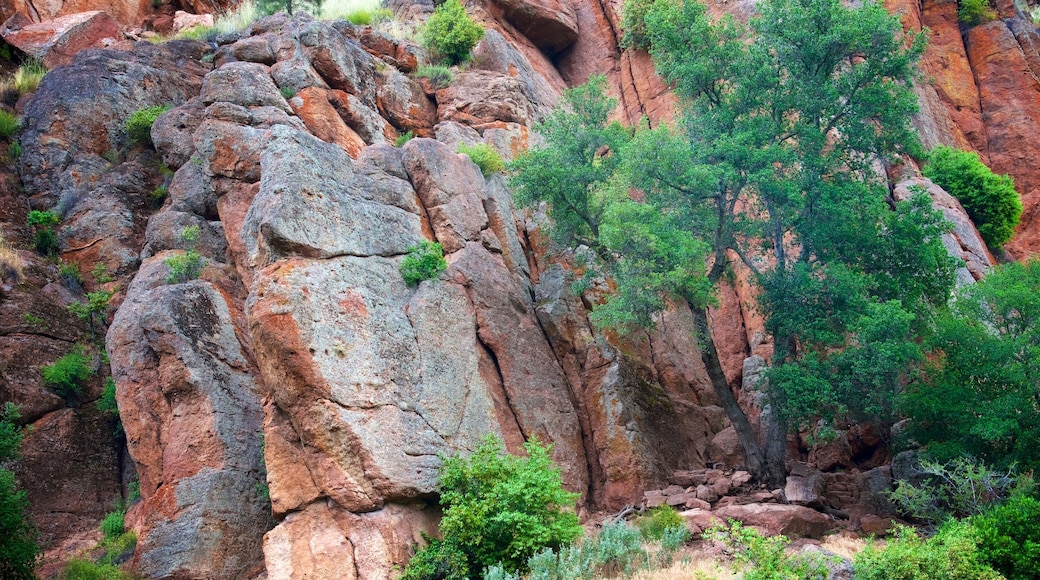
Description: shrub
xmin=888 ymin=457 xmax=1016 ymax=526
xmin=958 ymin=0 xmax=995 ymax=24
xmin=634 ymin=505 xmax=685 ymax=542
xmin=404 ymin=435 xmax=583 ymax=578
xmin=400 ymin=240 xmax=447 ymax=285
xmin=97 ymin=377 xmax=118 ymax=414
xmin=59 ymin=558 xmax=130 ymax=580
xmin=394 ymin=130 xmax=415 ymax=148
xmin=344 ymin=6 xmax=394 ymax=25
xmin=414 ymin=65 xmax=454 ymax=89
xmin=0 ymin=403 xmax=40 ymax=580
xmin=42 ymin=346 xmax=95 ymax=400
xmin=150 ymin=184 xmax=169 ymax=204
xmin=420 ymin=0 xmax=485 ymax=66
xmin=973 ymin=494 xmax=1040 ymax=579
xmin=457 ymin=143 xmax=504 ymax=176
xmin=620 ymin=0 xmax=657 ymax=50
xmin=0 ymin=110 xmax=18 ymax=139
xmin=854 ymin=521 xmax=1004 ymax=580
xmin=923 ymin=145 xmax=1022 ymax=248
xmin=100 ymin=510 xmax=124 ymax=540
xmin=68 ymin=289 xmax=113 ymax=324
xmin=705 ymin=521 xmax=832 ymax=580
xmin=401 ymin=536 xmax=469 ymax=580
xmin=26 ymin=209 xmax=60 ymax=255
xmin=125 ymin=105 xmax=171 ymax=147
xmin=165 ymin=225 xmax=205 ymax=284
xmin=7 ymin=140 xmax=20 ymax=159
xmin=92 ymin=262 xmax=114 ymax=284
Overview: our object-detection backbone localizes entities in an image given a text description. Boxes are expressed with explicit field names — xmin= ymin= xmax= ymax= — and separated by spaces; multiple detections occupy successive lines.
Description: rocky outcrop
xmin=1 ymin=10 xmax=127 ymax=68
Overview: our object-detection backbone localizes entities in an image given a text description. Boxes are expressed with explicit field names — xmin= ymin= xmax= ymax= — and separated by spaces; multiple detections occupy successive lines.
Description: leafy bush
xmin=923 ymin=145 xmax=1021 ymax=248
xmin=8 ymin=140 xmax=20 ymax=159
xmin=344 ymin=6 xmax=394 ymax=25
xmin=125 ymin=105 xmax=171 ymax=147
xmin=404 ymin=435 xmax=583 ymax=578
xmin=59 ymin=558 xmax=131 ymax=580
xmin=888 ymin=458 xmax=1016 ymax=526
xmin=100 ymin=510 xmax=124 ymax=540
xmin=165 ymin=225 xmax=205 ymax=284
xmin=400 ymin=536 xmax=469 ymax=580
xmin=457 ymin=143 xmax=504 ymax=176
xmin=97 ymin=377 xmax=118 ymax=414
xmin=705 ymin=521 xmax=832 ymax=580
xmin=620 ymin=0 xmax=657 ymax=50
xmin=420 ymin=0 xmax=484 ymax=66
xmin=958 ymin=0 xmax=995 ymax=24
xmin=0 ymin=403 xmax=40 ymax=580
xmin=854 ymin=521 xmax=1004 ymax=580
xmin=0 ymin=110 xmax=18 ymax=139
xmin=414 ymin=65 xmax=454 ymax=89
xmin=973 ymin=494 xmax=1040 ymax=579
xmin=400 ymin=240 xmax=447 ymax=286
xmin=26 ymin=209 xmax=60 ymax=256
xmin=68 ymin=289 xmax=113 ymax=327
xmin=394 ymin=130 xmax=415 ymax=148
xmin=42 ymin=346 xmax=95 ymax=400
xmin=634 ymin=505 xmax=685 ymax=542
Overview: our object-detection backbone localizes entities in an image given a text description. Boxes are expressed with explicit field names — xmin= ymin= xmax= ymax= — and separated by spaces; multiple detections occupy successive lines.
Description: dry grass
xmin=819 ymin=531 xmax=869 ymax=560
xmin=0 ymin=228 xmax=25 ymax=287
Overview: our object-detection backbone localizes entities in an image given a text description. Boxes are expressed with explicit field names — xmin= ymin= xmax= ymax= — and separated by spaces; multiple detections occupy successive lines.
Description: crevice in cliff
xmin=473 ymin=330 xmax=527 ymax=442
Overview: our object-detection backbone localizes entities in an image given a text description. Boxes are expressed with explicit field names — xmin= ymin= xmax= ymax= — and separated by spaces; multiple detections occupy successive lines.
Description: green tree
xmin=256 ymin=0 xmax=323 ymax=17
xmin=420 ymin=0 xmax=485 ymax=66
xmin=404 ymin=435 xmax=582 ymax=578
xmin=923 ymin=145 xmax=1022 ymax=249
xmin=901 ymin=259 xmax=1040 ymax=472
xmin=515 ymin=0 xmax=954 ymax=485
xmin=0 ymin=403 xmax=40 ymax=579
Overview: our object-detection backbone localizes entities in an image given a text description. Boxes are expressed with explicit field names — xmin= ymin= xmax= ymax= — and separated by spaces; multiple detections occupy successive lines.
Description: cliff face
xmin=3 ymin=0 xmax=1037 ymax=578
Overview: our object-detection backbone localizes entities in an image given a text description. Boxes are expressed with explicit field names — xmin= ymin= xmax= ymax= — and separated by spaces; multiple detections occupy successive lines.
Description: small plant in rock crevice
xmin=457 ymin=142 xmax=505 ymax=176
xmin=26 ymin=209 xmax=60 ymax=256
xmin=399 ymin=240 xmax=447 ymax=286
xmin=41 ymin=345 xmax=95 ymax=403
xmin=419 ymin=0 xmax=484 ymax=66
xmin=164 ymin=225 xmax=205 ymax=284
xmin=126 ymin=105 xmax=171 ymax=147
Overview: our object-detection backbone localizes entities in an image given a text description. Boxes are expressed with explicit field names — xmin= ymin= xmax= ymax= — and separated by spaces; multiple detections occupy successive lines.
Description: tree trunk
xmin=690 ymin=305 xmax=783 ymax=485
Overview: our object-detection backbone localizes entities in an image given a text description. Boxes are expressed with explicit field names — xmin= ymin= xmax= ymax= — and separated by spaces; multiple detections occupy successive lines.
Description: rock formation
xmin=3 ymin=0 xmax=1038 ymax=577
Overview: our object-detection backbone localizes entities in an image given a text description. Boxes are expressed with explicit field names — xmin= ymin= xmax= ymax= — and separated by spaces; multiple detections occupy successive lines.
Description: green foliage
xmin=901 ymin=260 xmax=1040 ymax=471
xmin=888 ymin=458 xmax=1016 ymax=526
xmin=12 ymin=59 xmax=46 ymax=95
xmin=854 ymin=521 xmax=1004 ymax=580
xmin=958 ymin=0 xmax=995 ymax=24
xmin=414 ymin=65 xmax=454 ymax=89
xmin=100 ymin=510 xmax=124 ymax=540
xmin=394 ymin=130 xmax=415 ymax=147
xmin=344 ymin=6 xmax=394 ymax=25
xmin=619 ymin=0 xmax=660 ymax=50
xmin=433 ymin=435 xmax=582 ymax=577
xmin=401 ymin=536 xmax=469 ymax=580
xmin=457 ymin=143 xmax=504 ymax=176
xmin=8 ymin=140 xmax=21 ymax=159
xmin=68 ymin=289 xmax=113 ymax=327
xmin=705 ymin=521 xmax=832 ymax=580
xmin=634 ymin=505 xmax=685 ymax=542
xmin=923 ymin=146 xmax=1021 ymax=248
xmin=150 ymin=184 xmax=168 ymax=204
xmin=399 ymin=240 xmax=446 ymax=286
xmin=60 ymin=558 xmax=131 ymax=580
xmin=59 ymin=261 xmax=82 ymax=286
xmin=256 ymin=0 xmax=323 ymax=17
xmin=522 ymin=520 xmax=673 ymax=580
xmin=42 ymin=345 xmax=95 ymax=400
xmin=125 ymin=105 xmax=171 ymax=147
xmin=0 ymin=404 xmax=40 ymax=580
xmin=97 ymin=377 xmax=118 ymax=415
xmin=91 ymin=262 xmax=114 ymax=284
xmin=420 ymin=0 xmax=484 ymax=66
xmin=164 ymin=225 xmax=205 ymax=284
xmin=280 ymin=86 xmax=296 ymax=99
xmin=0 ymin=110 xmax=18 ymax=139
xmin=973 ymin=494 xmax=1040 ymax=580
xmin=27 ymin=209 xmax=61 ymax=256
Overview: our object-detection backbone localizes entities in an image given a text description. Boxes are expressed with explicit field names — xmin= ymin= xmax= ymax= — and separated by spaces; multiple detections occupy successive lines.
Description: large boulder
xmin=490 ymin=0 xmax=578 ymax=55
xmin=1 ymin=11 xmax=126 ymax=68
xmin=713 ymin=503 xmax=834 ymax=538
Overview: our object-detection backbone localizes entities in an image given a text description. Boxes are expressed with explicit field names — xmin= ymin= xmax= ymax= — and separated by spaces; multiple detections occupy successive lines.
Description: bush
xmin=97 ymin=377 xmax=118 ymax=414
xmin=0 ymin=110 xmax=18 ymax=139
xmin=404 ymin=435 xmax=583 ymax=578
xmin=620 ymin=0 xmax=657 ymax=50
xmin=414 ymin=65 xmax=454 ymax=89
xmin=923 ymin=145 xmax=1022 ymax=248
xmin=344 ymin=6 xmax=394 ymax=25
xmin=958 ymin=0 xmax=995 ymax=24
xmin=854 ymin=521 xmax=1004 ymax=580
xmin=705 ymin=521 xmax=832 ymax=580
xmin=8 ymin=140 xmax=20 ymax=159
xmin=59 ymin=558 xmax=130 ymax=580
xmin=26 ymin=209 xmax=60 ymax=256
xmin=634 ymin=505 xmax=685 ymax=542
xmin=394 ymin=130 xmax=415 ymax=148
xmin=42 ymin=346 xmax=95 ymax=401
xmin=165 ymin=225 xmax=205 ymax=284
xmin=0 ymin=404 xmax=40 ymax=580
xmin=973 ymin=494 xmax=1040 ymax=579
xmin=457 ymin=143 xmax=504 ymax=176
xmin=126 ymin=105 xmax=171 ymax=147
xmin=400 ymin=240 xmax=447 ymax=285
xmin=100 ymin=510 xmax=124 ymax=540
xmin=400 ymin=537 xmax=469 ymax=580
xmin=888 ymin=457 xmax=1015 ymax=526
xmin=420 ymin=0 xmax=484 ymax=66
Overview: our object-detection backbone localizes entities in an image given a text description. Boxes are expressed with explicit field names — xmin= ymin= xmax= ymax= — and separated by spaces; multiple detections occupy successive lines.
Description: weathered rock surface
xmin=1 ymin=10 xmax=125 ymax=68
